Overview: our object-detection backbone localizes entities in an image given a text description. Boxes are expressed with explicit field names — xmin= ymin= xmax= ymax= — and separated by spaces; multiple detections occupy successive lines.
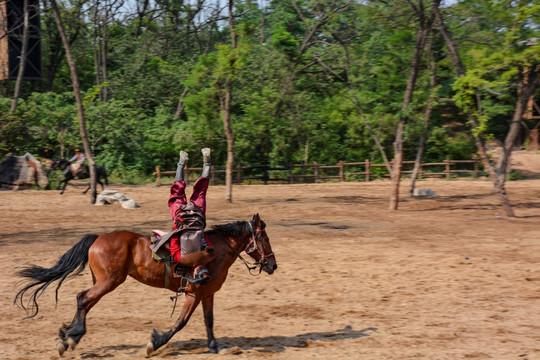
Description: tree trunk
xmin=100 ymin=0 xmax=109 ymax=102
xmin=93 ymin=2 xmax=102 ymax=93
xmin=389 ymin=14 xmax=429 ymax=210
xmin=50 ymin=0 xmax=97 ymax=203
xmin=11 ymin=0 xmax=29 ymax=111
xmin=222 ymin=0 xmax=236 ymax=203
xmin=410 ymin=33 xmax=436 ymax=197
xmin=174 ymin=87 xmax=189 ymax=118
xmin=432 ymin=0 xmax=498 ymax=186
xmin=259 ymin=1 xmax=265 ymax=44
xmin=495 ymin=65 xmax=540 ymax=217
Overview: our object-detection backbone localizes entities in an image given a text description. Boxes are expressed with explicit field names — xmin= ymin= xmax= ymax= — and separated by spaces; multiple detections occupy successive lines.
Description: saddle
xmin=150 ymin=230 xmax=176 ymax=263
xmin=150 ymin=230 xmax=215 ymax=283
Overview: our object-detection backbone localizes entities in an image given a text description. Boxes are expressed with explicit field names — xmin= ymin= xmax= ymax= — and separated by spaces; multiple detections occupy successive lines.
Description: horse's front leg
xmin=58 ymin=179 xmax=68 ymax=194
xmin=147 ymin=292 xmax=201 ymax=356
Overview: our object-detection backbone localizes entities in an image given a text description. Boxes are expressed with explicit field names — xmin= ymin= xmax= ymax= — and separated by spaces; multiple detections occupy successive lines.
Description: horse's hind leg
xmin=58 ymin=289 xmax=92 ymax=353
xmin=57 ymin=268 xmax=125 ymax=354
xmin=147 ymin=294 xmax=201 ymax=356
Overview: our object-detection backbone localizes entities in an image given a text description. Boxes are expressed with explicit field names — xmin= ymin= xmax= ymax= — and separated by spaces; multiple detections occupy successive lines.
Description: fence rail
xmin=153 ymin=158 xmax=480 ymax=186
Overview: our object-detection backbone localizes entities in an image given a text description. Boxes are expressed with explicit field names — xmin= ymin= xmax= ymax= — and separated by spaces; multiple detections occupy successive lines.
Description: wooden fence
xmin=153 ymin=158 xmax=480 ymax=186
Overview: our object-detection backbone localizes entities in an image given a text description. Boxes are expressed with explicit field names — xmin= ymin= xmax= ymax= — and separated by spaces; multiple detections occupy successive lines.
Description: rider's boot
xmin=175 ymin=151 xmax=189 ymax=181
xmin=201 ymin=148 xmax=211 ymax=178
xmin=177 ymin=246 xmax=215 ymax=284
xmin=192 ymin=265 xmax=210 ymax=284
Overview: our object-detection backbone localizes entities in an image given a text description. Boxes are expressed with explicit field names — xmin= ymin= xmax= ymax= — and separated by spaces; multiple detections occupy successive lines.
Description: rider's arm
xmin=69 ymin=155 xmax=77 ymax=162
xmin=169 ymin=233 xmax=181 ymax=262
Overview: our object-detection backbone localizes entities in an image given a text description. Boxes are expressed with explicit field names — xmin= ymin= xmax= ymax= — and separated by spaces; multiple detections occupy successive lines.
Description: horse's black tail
xmin=101 ymin=167 xmax=109 ymax=186
xmin=14 ymin=234 xmax=99 ymax=319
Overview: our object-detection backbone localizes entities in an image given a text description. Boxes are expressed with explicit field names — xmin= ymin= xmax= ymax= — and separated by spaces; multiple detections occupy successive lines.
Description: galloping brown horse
xmin=14 ymin=214 xmax=277 ymax=356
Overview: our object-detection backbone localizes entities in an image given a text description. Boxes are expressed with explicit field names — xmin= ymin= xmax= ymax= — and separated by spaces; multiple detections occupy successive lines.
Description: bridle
xmin=245 ymin=221 xmax=275 ymax=268
xmin=215 ymin=220 xmax=275 ymax=276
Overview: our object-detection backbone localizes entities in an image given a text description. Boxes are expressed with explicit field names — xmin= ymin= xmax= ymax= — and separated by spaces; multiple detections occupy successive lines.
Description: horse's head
xmin=47 ymin=159 xmax=59 ymax=173
xmin=48 ymin=159 xmax=67 ymax=171
xmin=246 ymin=214 xmax=278 ymax=275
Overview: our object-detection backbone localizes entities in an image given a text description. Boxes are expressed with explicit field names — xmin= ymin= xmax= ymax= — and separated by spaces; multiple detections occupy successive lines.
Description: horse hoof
xmin=57 ymin=341 xmax=66 ymax=356
xmin=67 ymin=337 xmax=77 ymax=351
xmin=146 ymin=342 xmax=154 ymax=356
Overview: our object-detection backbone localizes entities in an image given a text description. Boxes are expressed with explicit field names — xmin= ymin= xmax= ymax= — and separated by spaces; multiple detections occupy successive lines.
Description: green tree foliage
xmin=1 ymin=0 xmax=536 ymax=181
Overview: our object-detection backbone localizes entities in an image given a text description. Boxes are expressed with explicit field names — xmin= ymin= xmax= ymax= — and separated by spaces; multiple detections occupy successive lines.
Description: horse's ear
xmin=252 ymin=213 xmax=260 ymax=225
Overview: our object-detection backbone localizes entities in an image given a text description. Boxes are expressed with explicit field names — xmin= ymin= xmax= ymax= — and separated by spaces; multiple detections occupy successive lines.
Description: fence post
xmin=445 ymin=158 xmax=451 ymax=180
xmin=473 ymin=157 xmax=478 ymax=178
xmin=263 ymin=165 xmax=269 ymax=185
xmin=236 ymin=164 xmax=242 ymax=184
xmin=313 ymin=161 xmax=319 ymax=183
xmin=365 ymin=159 xmax=370 ymax=182
xmin=339 ymin=161 xmax=344 ymax=181
xmin=211 ymin=165 xmax=215 ymax=185
xmin=155 ymin=166 xmax=161 ymax=186
xmin=289 ymin=164 xmax=294 ymax=184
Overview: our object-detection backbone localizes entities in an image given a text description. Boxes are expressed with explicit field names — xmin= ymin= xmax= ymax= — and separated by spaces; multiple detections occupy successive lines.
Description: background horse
xmin=48 ymin=159 xmax=109 ymax=194
xmin=14 ymin=214 xmax=277 ymax=356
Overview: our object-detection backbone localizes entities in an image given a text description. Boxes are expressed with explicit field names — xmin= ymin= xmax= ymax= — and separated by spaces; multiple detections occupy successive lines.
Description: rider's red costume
xmin=168 ymin=177 xmax=209 ymax=262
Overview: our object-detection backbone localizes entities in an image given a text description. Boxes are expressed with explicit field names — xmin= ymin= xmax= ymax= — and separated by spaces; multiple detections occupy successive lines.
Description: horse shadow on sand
xmin=79 ymin=325 xmax=377 ymax=358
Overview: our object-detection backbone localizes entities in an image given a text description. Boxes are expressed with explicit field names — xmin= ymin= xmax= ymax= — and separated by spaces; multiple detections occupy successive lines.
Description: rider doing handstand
xmin=168 ymin=148 xmax=215 ymax=284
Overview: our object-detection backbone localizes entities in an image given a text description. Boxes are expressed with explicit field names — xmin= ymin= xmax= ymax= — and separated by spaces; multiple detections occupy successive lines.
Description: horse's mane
xmin=208 ymin=221 xmax=252 ymax=237
xmin=207 ymin=218 xmax=266 ymax=238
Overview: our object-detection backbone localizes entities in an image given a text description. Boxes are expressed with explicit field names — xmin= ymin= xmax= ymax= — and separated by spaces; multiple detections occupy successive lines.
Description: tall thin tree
xmin=50 ymin=0 xmax=97 ymax=203
xmin=220 ymin=0 xmax=237 ymax=203
xmin=495 ymin=65 xmax=540 ymax=216
xmin=11 ymin=0 xmax=29 ymax=111
xmin=409 ymin=31 xmax=437 ymax=196
xmin=431 ymin=0 xmax=498 ymax=186
xmin=389 ymin=0 xmax=430 ymax=210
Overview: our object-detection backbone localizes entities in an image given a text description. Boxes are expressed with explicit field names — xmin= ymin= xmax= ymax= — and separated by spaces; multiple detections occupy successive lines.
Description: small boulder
xmin=413 ymin=188 xmax=435 ymax=197
xmin=95 ymin=190 xmax=138 ymax=209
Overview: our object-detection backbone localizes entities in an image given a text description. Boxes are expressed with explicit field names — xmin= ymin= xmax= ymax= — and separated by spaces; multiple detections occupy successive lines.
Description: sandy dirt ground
xmin=1 ymin=177 xmax=540 ymax=360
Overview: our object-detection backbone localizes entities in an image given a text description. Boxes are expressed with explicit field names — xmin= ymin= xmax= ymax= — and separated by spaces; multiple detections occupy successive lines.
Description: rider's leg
xmin=168 ymin=151 xmax=189 ymax=219
xmin=175 ymin=150 xmax=189 ymax=181
xmin=190 ymin=148 xmax=211 ymax=212
xmin=201 ymin=147 xmax=211 ymax=178
xmin=71 ymin=164 xmax=78 ymax=178
xmin=189 ymin=177 xmax=209 ymax=213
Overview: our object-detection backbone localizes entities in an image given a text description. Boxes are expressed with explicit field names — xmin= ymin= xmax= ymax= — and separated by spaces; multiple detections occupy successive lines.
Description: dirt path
xmin=1 ymin=179 xmax=539 ymax=359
